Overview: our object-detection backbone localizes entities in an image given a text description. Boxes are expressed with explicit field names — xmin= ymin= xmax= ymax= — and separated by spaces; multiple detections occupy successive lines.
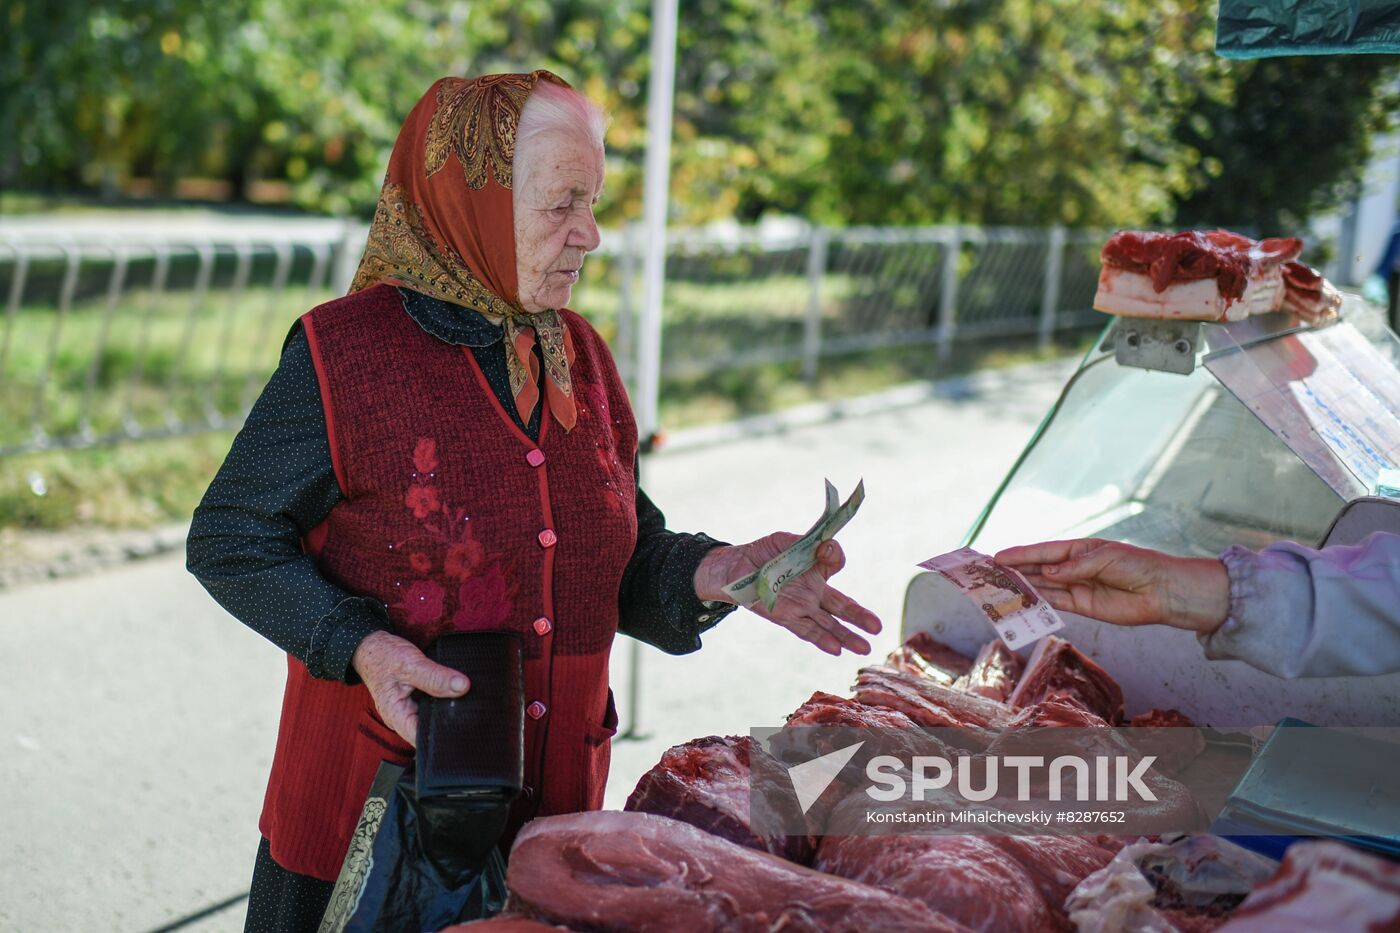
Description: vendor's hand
xmin=995 ymin=538 xmax=1230 ymax=634
xmin=695 ymin=536 xmax=882 ymax=656
xmin=351 ymin=630 xmax=470 ymax=746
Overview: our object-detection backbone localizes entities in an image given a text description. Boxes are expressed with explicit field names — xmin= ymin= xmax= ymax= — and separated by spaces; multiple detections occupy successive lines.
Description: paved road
xmin=0 ymin=358 xmax=1075 ymax=932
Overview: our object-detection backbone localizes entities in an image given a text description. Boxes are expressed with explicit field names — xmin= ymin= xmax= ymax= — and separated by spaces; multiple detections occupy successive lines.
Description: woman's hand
xmin=994 ymin=538 xmax=1230 ymax=634
xmin=696 ymin=535 xmax=882 ymax=656
xmin=351 ymin=630 xmax=471 ymax=746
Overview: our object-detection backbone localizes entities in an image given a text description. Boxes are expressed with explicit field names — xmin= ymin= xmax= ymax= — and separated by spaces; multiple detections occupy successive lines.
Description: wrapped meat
xmin=1066 ymin=834 xmax=1279 ymax=933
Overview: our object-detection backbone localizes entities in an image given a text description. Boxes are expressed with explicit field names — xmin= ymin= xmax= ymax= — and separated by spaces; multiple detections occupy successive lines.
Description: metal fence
xmin=0 ymin=220 xmax=1107 ymax=457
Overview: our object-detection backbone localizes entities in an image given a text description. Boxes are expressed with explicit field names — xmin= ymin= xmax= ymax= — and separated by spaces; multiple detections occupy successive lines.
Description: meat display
xmin=1281 ymin=261 xmax=1342 ymax=327
xmin=955 ymin=639 xmax=1026 ymax=702
xmin=1218 ymin=841 xmax=1400 ymax=931
xmin=505 ymin=811 xmax=973 ymax=932
xmin=501 ymin=630 xmax=1398 ymax=932
xmin=1008 ymin=635 xmax=1126 ymax=724
xmin=1095 ymin=230 xmax=1303 ymax=322
xmin=623 ymin=734 xmax=812 ymax=863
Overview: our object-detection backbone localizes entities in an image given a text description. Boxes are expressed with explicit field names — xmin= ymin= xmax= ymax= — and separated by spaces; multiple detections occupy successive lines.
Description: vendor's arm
xmin=996 ymin=534 xmax=1400 ymax=678
xmin=185 ymin=326 xmax=394 ymax=683
xmin=1206 ymin=533 xmax=1400 ymax=678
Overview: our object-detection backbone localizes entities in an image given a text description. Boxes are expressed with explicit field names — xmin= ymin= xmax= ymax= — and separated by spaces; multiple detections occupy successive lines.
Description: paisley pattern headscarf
xmin=350 ymin=70 xmax=580 ymax=431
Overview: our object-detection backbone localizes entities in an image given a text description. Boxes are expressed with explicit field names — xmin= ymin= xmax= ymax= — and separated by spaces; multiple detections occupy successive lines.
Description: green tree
xmin=4 ymin=0 xmax=1396 ymax=232
xmin=1170 ymin=55 xmax=1399 ymax=234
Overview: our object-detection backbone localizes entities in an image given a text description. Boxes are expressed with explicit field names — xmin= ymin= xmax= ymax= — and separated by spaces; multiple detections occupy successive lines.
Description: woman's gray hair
xmin=514 ymin=80 xmax=607 ymax=190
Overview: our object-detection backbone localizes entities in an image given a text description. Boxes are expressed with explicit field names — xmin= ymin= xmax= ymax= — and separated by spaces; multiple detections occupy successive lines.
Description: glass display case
xmin=965 ymin=296 xmax=1400 ymax=557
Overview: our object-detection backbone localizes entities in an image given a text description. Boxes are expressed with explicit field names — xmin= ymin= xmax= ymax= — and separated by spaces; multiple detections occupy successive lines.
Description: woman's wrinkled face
xmin=513 ymin=131 xmax=604 ymax=313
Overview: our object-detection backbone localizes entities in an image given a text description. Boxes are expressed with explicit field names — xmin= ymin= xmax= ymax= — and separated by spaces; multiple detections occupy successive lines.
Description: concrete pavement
xmin=0 ymin=357 xmax=1075 ymax=932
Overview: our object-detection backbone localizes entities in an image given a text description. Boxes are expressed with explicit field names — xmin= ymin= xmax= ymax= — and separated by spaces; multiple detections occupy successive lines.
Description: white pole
xmin=636 ymin=0 xmax=678 ymax=441
xmin=622 ymin=0 xmax=678 ymax=742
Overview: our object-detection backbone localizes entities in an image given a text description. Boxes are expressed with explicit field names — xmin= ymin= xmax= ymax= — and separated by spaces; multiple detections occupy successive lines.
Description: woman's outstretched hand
xmin=351 ymin=630 xmax=471 ymax=746
xmin=994 ymin=538 xmax=1231 ymax=635
xmin=696 ymin=535 xmax=882 ymax=656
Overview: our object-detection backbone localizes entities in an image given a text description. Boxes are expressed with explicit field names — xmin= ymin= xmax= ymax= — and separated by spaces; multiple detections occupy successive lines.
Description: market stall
xmin=905 ymin=293 xmax=1400 ymax=725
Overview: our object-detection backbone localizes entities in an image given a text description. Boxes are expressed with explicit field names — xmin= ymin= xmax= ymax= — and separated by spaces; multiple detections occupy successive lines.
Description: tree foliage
xmin=4 ymin=0 xmax=1396 ymax=230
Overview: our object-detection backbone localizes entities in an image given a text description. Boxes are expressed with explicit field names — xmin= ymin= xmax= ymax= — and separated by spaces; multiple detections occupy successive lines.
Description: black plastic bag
xmin=1218 ymin=0 xmax=1400 ymax=58
xmin=318 ymin=761 xmax=509 ymax=932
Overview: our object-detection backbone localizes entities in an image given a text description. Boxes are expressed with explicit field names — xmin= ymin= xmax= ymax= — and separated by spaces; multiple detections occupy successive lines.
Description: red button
xmin=526 ymin=449 xmax=546 ymax=467
xmin=538 ymin=529 xmax=557 ymax=548
xmin=533 ymin=616 xmax=553 ymax=636
xmin=527 ymin=701 xmax=548 ymax=720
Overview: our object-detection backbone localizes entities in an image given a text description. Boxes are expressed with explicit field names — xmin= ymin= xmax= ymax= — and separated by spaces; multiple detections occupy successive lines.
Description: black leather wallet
xmin=415 ymin=631 xmax=525 ymax=804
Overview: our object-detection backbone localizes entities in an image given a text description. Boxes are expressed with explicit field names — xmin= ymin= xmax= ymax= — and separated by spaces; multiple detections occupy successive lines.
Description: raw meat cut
xmin=1004 ymin=691 xmax=1109 ymax=729
xmin=1095 ymin=230 xmax=1302 ymax=321
xmin=885 ymin=632 xmax=975 ymax=684
xmin=623 ymin=735 xmax=812 ymax=863
xmin=853 ymin=665 xmax=1012 ymax=744
xmin=955 ymin=639 xmax=1026 ymax=702
xmin=506 ymin=810 xmax=973 ymax=932
xmin=816 ymin=833 xmax=1059 ymax=932
xmin=1218 ymin=840 xmax=1400 ymax=932
xmin=786 ymin=690 xmax=928 ymax=732
xmin=1009 ymin=636 xmax=1125 ymax=724
xmin=1281 ymin=261 xmax=1342 ymax=327
xmin=992 ymin=834 xmax=1119 ymax=909
xmin=819 ymin=790 xmax=1119 ymax=931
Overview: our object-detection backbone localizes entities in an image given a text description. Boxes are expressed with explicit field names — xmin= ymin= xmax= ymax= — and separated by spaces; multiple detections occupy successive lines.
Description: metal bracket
xmin=1101 ymin=318 xmax=1203 ymax=375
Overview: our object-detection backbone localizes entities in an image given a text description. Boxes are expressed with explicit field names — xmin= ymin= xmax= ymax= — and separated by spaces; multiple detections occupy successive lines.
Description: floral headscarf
xmin=350 ymin=70 xmax=579 ymax=431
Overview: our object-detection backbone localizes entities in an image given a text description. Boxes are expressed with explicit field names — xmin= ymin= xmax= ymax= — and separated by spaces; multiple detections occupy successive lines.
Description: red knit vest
xmin=259 ymin=284 xmax=638 ymax=880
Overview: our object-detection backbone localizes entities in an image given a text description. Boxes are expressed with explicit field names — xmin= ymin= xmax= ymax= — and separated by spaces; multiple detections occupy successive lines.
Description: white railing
xmin=0 ymin=218 xmax=1111 ymax=456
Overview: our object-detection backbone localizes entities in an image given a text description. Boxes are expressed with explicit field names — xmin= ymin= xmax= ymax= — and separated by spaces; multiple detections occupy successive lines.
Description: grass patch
xmin=0 ymin=331 xmax=1095 ymax=533
xmin=0 ymin=431 xmax=236 ymax=531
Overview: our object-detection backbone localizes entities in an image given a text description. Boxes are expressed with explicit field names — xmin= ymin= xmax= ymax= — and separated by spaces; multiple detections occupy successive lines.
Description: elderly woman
xmin=186 ymin=70 xmax=879 ymax=931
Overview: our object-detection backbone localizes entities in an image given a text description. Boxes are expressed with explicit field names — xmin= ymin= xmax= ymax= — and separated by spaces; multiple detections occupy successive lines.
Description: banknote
xmin=917 ymin=546 xmax=1064 ymax=648
xmin=723 ymin=479 xmax=865 ymax=611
